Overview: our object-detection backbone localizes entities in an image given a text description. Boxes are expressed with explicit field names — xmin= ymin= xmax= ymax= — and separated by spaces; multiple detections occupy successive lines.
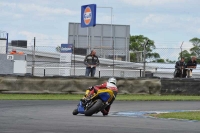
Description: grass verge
xmin=0 ymin=94 xmax=200 ymax=101
xmin=150 ymin=111 xmax=200 ymax=121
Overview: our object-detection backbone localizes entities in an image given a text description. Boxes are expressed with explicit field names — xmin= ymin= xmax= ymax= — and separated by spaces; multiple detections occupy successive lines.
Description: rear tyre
xmin=72 ymin=109 xmax=78 ymax=115
xmin=85 ymin=99 xmax=103 ymax=116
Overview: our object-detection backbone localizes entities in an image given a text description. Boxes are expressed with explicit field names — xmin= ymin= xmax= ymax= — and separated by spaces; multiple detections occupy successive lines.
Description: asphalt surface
xmin=0 ymin=100 xmax=200 ymax=133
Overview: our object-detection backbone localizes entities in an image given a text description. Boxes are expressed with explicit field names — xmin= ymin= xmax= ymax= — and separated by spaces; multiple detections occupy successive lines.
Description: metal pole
xmin=180 ymin=41 xmax=184 ymax=59
xmin=111 ymin=8 xmax=114 ymax=77
xmin=74 ymin=40 xmax=75 ymax=77
xmin=97 ymin=6 xmax=113 ymax=76
xmin=112 ymin=40 xmax=114 ymax=76
xmin=87 ymin=27 xmax=89 ymax=52
xmin=180 ymin=41 xmax=184 ymax=78
xmin=99 ymin=65 xmax=100 ymax=78
xmin=143 ymin=40 xmax=149 ymax=77
xmin=44 ymin=68 xmax=45 ymax=77
xmin=32 ymin=37 xmax=36 ymax=76
xmin=6 ymin=33 xmax=8 ymax=54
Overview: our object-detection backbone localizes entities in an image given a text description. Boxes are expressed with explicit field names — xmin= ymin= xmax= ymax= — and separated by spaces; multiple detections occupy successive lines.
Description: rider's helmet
xmin=108 ymin=77 xmax=117 ymax=85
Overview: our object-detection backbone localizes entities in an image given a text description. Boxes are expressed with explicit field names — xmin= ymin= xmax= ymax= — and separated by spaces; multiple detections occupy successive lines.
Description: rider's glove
xmin=88 ymin=86 xmax=94 ymax=91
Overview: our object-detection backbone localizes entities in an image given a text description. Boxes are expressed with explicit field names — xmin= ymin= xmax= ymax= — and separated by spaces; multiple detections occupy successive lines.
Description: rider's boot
xmin=101 ymin=105 xmax=110 ymax=116
xmin=80 ymin=90 xmax=90 ymax=105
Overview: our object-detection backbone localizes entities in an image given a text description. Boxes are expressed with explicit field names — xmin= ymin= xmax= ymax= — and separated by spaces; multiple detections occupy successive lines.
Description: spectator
xmin=9 ymin=49 xmax=17 ymax=54
xmin=10 ymin=49 xmax=24 ymax=55
xmin=84 ymin=50 xmax=100 ymax=77
xmin=174 ymin=57 xmax=187 ymax=78
xmin=186 ymin=56 xmax=197 ymax=78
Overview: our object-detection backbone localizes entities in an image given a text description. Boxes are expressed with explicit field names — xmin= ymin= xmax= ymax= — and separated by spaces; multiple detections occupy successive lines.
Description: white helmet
xmin=108 ymin=77 xmax=117 ymax=85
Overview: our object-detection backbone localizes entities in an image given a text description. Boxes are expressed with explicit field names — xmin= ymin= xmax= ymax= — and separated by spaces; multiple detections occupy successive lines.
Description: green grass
xmin=0 ymin=94 xmax=83 ymax=100
xmin=150 ymin=111 xmax=200 ymax=121
xmin=1 ymin=94 xmax=200 ymax=101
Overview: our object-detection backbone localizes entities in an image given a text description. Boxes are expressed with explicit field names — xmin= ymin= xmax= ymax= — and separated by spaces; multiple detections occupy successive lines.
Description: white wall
xmin=0 ymin=39 xmax=6 ymax=54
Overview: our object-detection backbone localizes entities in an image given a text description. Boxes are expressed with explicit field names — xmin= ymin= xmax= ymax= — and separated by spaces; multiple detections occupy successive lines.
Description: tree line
xmin=129 ymin=35 xmax=200 ymax=63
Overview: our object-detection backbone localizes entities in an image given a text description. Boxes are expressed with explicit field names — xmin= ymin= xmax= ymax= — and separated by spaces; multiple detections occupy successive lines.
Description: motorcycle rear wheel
xmin=85 ymin=99 xmax=103 ymax=116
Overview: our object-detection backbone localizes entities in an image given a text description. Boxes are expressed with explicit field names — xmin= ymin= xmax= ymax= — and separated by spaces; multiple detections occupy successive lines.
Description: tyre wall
xmin=0 ymin=76 xmax=161 ymax=94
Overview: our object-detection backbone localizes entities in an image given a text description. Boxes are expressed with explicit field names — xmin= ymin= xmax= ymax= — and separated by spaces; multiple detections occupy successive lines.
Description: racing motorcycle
xmin=72 ymin=87 xmax=116 ymax=116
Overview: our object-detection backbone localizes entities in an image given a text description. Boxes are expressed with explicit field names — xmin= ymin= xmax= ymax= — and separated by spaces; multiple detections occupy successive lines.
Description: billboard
xmin=81 ymin=4 xmax=96 ymax=28
xmin=68 ymin=22 xmax=130 ymax=61
xmin=59 ymin=44 xmax=72 ymax=76
xmin=60 ymin=44 xmax=73 ymax=53
xmin=11 ymin=40 xmax=27 ymax=48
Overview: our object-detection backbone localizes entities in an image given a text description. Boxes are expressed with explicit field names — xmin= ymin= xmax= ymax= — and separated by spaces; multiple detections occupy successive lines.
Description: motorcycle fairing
xmin=77 ymin=101 xmax=85 ymax=114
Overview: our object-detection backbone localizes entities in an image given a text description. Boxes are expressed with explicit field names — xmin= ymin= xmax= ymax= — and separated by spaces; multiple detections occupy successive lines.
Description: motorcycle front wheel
xmin=85 ymin=99 xmax=103 ymax=116
xmin=72 ymin=109 xmax=78 ymax=115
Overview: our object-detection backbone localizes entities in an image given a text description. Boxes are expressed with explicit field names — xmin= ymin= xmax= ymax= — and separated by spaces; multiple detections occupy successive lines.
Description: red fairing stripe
xmin=109 ymin=87 xmax=118 ymax=92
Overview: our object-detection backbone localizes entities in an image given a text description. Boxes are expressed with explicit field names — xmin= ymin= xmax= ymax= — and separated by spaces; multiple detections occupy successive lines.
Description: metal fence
xmin=0 ymin=45 xmax=199 ymax=78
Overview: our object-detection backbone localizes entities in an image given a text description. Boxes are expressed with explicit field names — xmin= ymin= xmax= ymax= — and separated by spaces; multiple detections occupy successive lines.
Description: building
xmin=68 ymin=22 xmax=130 ymax=61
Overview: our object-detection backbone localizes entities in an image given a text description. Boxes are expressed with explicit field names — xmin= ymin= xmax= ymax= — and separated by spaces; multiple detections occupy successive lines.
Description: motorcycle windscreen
xmin=78 ymin=101 xmax=85 ymax=114
xmin=99 ymin=92 xmax=110 ymax=102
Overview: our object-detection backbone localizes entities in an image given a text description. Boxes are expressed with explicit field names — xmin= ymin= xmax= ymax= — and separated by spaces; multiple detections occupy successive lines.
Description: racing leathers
xmin=83 ymin=82 xmax=118 ymax=116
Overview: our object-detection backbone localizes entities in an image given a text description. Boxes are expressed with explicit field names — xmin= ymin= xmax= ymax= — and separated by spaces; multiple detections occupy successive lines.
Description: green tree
xmin=189 ymin=37 xmax=200 ymax=57
xmin=179 ymin=50 xmax=192 ymax=63
xmin=129 ymin=35 xmax=160 ymax=62
xmin=166 ymin=59 xmax=176 ymax=63
xmin=56 ymin=45 xmax=61 ymax=53
xmin=177 ymin=37 xmax=200 ymax=63
xmin=156 ymin=59 xmax=165 ymax=63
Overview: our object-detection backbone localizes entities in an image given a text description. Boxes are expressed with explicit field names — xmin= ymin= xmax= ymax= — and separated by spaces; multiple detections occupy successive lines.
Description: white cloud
xmin=0 ymin=2 xmax=78 ymax=16
xmin=143 ymin=14 xmax=180 ymax=25
xmin=139 ymin=13 xmax=200 ymax=35
xmin=0 ymin=11 xmax=24 ymax=19
xmin=19 ymin=31 xmax=68 ymax=46
xmin=19 ymin=4 xmax=77 ymax=15
xmin=121 ymin=0 xmax=188 ymax=6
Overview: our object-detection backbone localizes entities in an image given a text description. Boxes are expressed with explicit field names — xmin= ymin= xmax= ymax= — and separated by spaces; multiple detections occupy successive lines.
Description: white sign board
xmin=13 ymin=60 xmax=27 ymax=74
xmin=7 ymin=55 xmax=14 ymax=60
xmin=59 ymin=44 xmax=72 ymax=76
xmin=60 ymin=53 xmax=71 ymax=62
xmin=0 ymin=39 xmax=6 ymax=54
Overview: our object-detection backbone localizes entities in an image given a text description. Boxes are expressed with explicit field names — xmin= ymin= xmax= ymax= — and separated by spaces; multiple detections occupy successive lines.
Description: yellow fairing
xmin=91 ymin=89 xmax=114 ymax=103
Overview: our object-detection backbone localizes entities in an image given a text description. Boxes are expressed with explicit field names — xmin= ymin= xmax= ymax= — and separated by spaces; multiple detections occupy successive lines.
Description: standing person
xmin=84 ymin=50 xmax=100 ymax=77
xmin=186 ymin=56 xmax=197 ymax=78
xmin=174 ymin=57 xmax=187 ymax=78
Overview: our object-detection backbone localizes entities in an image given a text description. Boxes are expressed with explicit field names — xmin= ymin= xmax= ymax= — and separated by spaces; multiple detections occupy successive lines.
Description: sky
xmin=0 ymin=0 xmax=200 ymax=50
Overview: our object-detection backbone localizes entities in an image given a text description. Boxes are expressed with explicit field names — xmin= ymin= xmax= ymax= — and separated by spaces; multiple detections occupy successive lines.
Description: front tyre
xmin=85 ymin=99 xmax=103 ymax=116
xmin=72 ymin=109 xmax=78 ymax=115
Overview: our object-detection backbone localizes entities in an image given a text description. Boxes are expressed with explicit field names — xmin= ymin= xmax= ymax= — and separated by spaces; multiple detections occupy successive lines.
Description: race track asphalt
xmin=0 ymin=100 xmax=200 ymax=133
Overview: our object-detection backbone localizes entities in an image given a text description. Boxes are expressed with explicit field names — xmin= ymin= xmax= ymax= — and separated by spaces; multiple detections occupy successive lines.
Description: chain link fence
xmin=1 ymin=42 xmax=199 ymax=78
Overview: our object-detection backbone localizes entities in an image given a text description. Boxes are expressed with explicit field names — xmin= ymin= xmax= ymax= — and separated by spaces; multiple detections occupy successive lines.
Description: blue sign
xmin=60 ymin=44 xmax=73 ymax=53
xmin=81 ymin=4 xmax=96 ymax=28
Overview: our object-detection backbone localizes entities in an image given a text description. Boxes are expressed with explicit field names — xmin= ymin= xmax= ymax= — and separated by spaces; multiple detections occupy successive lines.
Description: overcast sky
xmin=0 ymin=0 xmax=200 ymax=49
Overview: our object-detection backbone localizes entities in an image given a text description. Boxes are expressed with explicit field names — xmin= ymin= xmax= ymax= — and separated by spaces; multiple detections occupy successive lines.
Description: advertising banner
xmin=81 ymin=4 xmax=96 ymax=28
xmin=59 ymin=44 xmax=73 ymax=76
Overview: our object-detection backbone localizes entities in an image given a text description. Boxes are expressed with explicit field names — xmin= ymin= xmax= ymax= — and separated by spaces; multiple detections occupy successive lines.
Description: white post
xmin=97 ymin=6 xmax=113 ymax=75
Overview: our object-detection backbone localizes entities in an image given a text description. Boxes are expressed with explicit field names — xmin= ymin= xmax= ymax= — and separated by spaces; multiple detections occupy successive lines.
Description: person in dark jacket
xmin=186 ymin=56 xmax=197 ymax=78
xmin=174 ymin=57 xmax=187 ymax=78
xmin=84 ymin=50 xmax=100 ymax=77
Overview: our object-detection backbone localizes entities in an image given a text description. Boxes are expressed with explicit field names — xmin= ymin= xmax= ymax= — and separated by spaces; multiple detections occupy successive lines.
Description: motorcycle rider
xmin=81 ymin=77 xmax=118 ymax=116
